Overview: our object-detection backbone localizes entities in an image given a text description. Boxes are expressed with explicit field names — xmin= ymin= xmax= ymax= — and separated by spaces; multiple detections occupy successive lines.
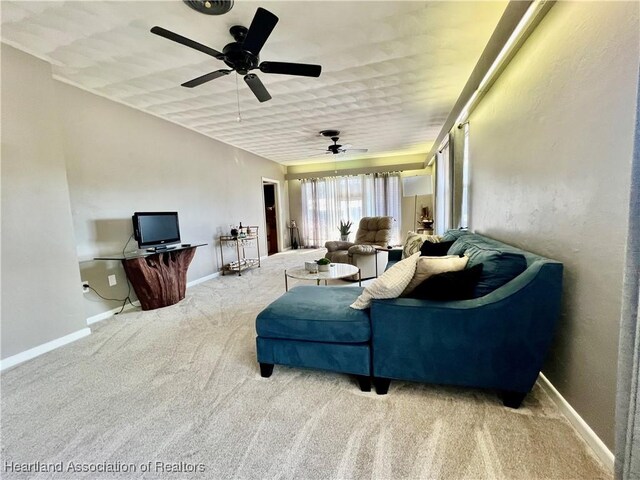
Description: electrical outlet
xmin=108 ymin=274 xmax=117 ymax=287
xmin=82 ymin=281 xmax=89 ymax=293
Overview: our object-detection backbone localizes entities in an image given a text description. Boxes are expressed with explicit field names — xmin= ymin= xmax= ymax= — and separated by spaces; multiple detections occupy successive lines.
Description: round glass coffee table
xmin=284 ymin=263 xmax=361 ymax=291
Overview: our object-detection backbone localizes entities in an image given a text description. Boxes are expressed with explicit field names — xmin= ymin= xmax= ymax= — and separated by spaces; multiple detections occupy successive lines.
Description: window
xmin=300 ymin=173 xmax=401 ymax=247
xmin=460 ymin=123 xmax=470 ymax=229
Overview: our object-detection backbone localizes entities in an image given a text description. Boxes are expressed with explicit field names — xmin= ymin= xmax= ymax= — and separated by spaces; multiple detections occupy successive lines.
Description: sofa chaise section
xmin=255 ymin=285 xmax=372 ymax=391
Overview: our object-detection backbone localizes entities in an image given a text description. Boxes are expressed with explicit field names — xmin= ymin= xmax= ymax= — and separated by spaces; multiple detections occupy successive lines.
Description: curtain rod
xmin=297 ymin=171 xmax=401 ymax=181
xmin=285 ymin=161 xmax=426 ymax=181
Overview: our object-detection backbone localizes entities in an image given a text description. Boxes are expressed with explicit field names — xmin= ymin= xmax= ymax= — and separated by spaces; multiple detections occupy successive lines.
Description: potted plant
xmin=338 ymin=220 xmax=353 ymax=241
xmin=316 ymin=257 xmax=332 ymax=272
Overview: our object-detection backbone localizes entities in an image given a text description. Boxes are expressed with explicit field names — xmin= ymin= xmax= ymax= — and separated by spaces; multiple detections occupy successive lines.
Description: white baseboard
xmin=2 ymin=271 xmax=221 ymax=372
xmin=538 ymin=373 xmax=614 ymax=471
xmin=0 ymin=327 xmax=91 ymax=372
xmin=186 ymin=271 xmax=219 ymax=288
xmin=86 ymin=300 xmax=141 ymax=325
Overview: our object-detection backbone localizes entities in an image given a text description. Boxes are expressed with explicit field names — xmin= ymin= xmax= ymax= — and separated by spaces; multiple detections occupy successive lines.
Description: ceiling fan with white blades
xmin=318 ymin=130 xmax=368 ymax=155
xmin=151 ymin=7 xmax=322 ymax=102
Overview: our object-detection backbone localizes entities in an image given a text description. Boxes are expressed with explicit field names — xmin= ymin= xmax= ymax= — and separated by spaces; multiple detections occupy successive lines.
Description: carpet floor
xmin=1 ymin=249 xmax=610 ymax=479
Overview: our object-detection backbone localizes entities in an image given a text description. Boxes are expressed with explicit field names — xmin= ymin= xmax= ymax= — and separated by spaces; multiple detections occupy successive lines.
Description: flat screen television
xmin=132 ymin=212 xmax=181 ymax=249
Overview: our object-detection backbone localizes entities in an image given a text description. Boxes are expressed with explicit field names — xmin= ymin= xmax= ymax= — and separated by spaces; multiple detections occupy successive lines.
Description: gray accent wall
xmin=466 ymin=2 xmax=639 ymax=449
xmin=1 ymin=45 xmax=87 ymax=359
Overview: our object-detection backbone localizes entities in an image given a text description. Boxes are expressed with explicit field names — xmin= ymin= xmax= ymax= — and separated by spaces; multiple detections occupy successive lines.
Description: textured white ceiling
xmin=1 ymin=1 xmax=507 ymax=165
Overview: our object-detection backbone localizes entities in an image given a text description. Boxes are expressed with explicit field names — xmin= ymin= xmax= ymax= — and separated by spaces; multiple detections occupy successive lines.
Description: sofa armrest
xmin=325 ymin=241 xmax=354 ymax=252
xmin=347 ymin=244 xmax=377 ymax=255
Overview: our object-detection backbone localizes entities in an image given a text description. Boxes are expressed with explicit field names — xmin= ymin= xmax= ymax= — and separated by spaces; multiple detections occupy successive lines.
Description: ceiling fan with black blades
xmin=150 ymin=7 xmax=322 ymax=102
xmin=318 ymin=130 xmax=368 ymax=155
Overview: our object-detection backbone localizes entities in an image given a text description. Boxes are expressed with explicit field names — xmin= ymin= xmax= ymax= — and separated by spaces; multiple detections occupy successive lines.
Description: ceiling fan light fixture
xmin=183 ymin=0 xmax=234 ymax=16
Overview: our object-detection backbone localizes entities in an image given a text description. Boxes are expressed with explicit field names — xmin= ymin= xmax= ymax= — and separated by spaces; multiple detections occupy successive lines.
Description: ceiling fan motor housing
xmin=223 ymin=32 xmax=259 ymax=75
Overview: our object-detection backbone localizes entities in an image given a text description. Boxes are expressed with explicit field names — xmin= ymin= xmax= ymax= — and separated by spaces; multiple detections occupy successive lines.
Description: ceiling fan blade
xmin=344 ymin=148 xmax=369 ymax=153
xmin=242 ymin=8 xmax=279 ymax=56
xmin=260 ymin=61 xmax=322 ymax=77
xmin=181 ymin=69 xmax=232 ymax=88
xmin=151 ymin=26 xmax=224 ymax=59
xmin=244 ymin=74 xmax=272 ymax=103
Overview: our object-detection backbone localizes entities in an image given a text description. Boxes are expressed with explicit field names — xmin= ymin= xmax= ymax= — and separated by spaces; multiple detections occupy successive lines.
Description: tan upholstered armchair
xmin=325 ymin=216 xmax=393 ymax=279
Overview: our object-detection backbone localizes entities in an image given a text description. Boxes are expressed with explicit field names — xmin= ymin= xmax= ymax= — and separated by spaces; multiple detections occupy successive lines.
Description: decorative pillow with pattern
xmin=350 ymin=252 xmax=420 ymax=310
xmin=402 ymin=255 xmax=469 ymax=296
xmin=402 ymin=232 xmax=442 ymax=259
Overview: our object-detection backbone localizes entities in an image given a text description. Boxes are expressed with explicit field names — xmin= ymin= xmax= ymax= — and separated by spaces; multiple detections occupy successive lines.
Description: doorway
xmin=263 ymin=182 xmax=278 ymax=255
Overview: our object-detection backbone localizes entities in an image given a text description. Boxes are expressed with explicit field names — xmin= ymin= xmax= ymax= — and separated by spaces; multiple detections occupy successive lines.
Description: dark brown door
xmin=264 ymin=183 xmax=278 ymax=255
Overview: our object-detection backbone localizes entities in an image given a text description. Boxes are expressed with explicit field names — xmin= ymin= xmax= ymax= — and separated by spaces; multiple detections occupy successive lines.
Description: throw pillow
xmin=462 ymin=246 xmax=527 ymax=297
xmin=402 ymin=255 xmax=469 ymax=296
xmin=409 ymin=264 xmax=484 ymax=301
xmin=402 ymin=232 xmax=442 ymax=259
xmin=420 ymin=240 xmax=455 ymax=257
xmin=350 ymin=252 xmax=420 ymax=310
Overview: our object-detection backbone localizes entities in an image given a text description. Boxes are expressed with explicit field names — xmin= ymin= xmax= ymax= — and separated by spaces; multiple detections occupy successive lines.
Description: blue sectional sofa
xmin=255 ymin=230 xmax=563 ymax=407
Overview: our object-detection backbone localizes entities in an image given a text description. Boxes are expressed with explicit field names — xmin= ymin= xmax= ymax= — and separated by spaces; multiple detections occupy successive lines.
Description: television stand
xmin=95 ymin=243 xmax=206 ymax=310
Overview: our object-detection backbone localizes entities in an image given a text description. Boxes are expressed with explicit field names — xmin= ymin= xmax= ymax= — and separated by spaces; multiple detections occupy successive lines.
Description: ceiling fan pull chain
xmin=236 ymin=73 xmax=242 ymax=122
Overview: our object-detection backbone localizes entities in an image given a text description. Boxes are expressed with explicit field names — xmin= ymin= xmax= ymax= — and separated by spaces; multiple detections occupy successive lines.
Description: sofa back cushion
xmin=447 ymin=237 xmax=527 ymax=298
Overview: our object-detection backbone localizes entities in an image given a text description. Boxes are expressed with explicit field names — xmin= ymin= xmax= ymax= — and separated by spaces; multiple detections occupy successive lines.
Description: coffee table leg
xmin=285 ymin=271 xmax=288 ymax=292
xmin=317 ymin=279 xmax=320 ymax=286
xmin=324 ymin=280 xmax=327 ymax=286
xmin=358 ymin=269 xmax=362 ymax=287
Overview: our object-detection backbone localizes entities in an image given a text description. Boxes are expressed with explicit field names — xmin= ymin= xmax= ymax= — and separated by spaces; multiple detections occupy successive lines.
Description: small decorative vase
xmin=318 ymin=264 xmax=330 ymax=272
xmin=340 ymin=235 xmax=349 ymax=241
xmin=230 ymin=228 xmax=239 ymax=237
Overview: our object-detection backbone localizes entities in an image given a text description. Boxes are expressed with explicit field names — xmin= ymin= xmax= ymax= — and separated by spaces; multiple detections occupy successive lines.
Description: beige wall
xmin=467 ymin=1 xmax=639 ymax=449
xmin=1 ymin=46 xmax=87 ymax=359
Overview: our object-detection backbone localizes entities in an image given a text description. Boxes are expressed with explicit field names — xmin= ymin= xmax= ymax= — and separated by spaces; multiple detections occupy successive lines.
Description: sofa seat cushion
xmin=447 ymin=240 xmax=527 ymax=297
xmin=256 ymin=286 xmax=370 ymax=343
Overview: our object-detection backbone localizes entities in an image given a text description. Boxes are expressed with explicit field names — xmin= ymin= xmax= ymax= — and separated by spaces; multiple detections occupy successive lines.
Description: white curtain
xmin=434 ymin=138 xmax=452 ymax=235
xmin=301 ymin=173 xmax=401 ymax=247
xmin=615 ymin=67 xmax=640 ymax=480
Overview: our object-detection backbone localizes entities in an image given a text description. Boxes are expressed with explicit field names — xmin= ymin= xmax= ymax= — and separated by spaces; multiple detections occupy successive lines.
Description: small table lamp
xmin=402 ymin=175 xmax=433 ymax=231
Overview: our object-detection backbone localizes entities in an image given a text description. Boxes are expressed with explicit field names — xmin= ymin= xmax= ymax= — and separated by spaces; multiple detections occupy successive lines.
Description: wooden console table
xmin=95 ymin=244 xmax=206 ymax=311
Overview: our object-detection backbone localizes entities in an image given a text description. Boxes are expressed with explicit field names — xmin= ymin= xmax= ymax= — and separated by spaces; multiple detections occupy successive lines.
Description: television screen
xmin=132 ymin=212 xmax=180 ymax=248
